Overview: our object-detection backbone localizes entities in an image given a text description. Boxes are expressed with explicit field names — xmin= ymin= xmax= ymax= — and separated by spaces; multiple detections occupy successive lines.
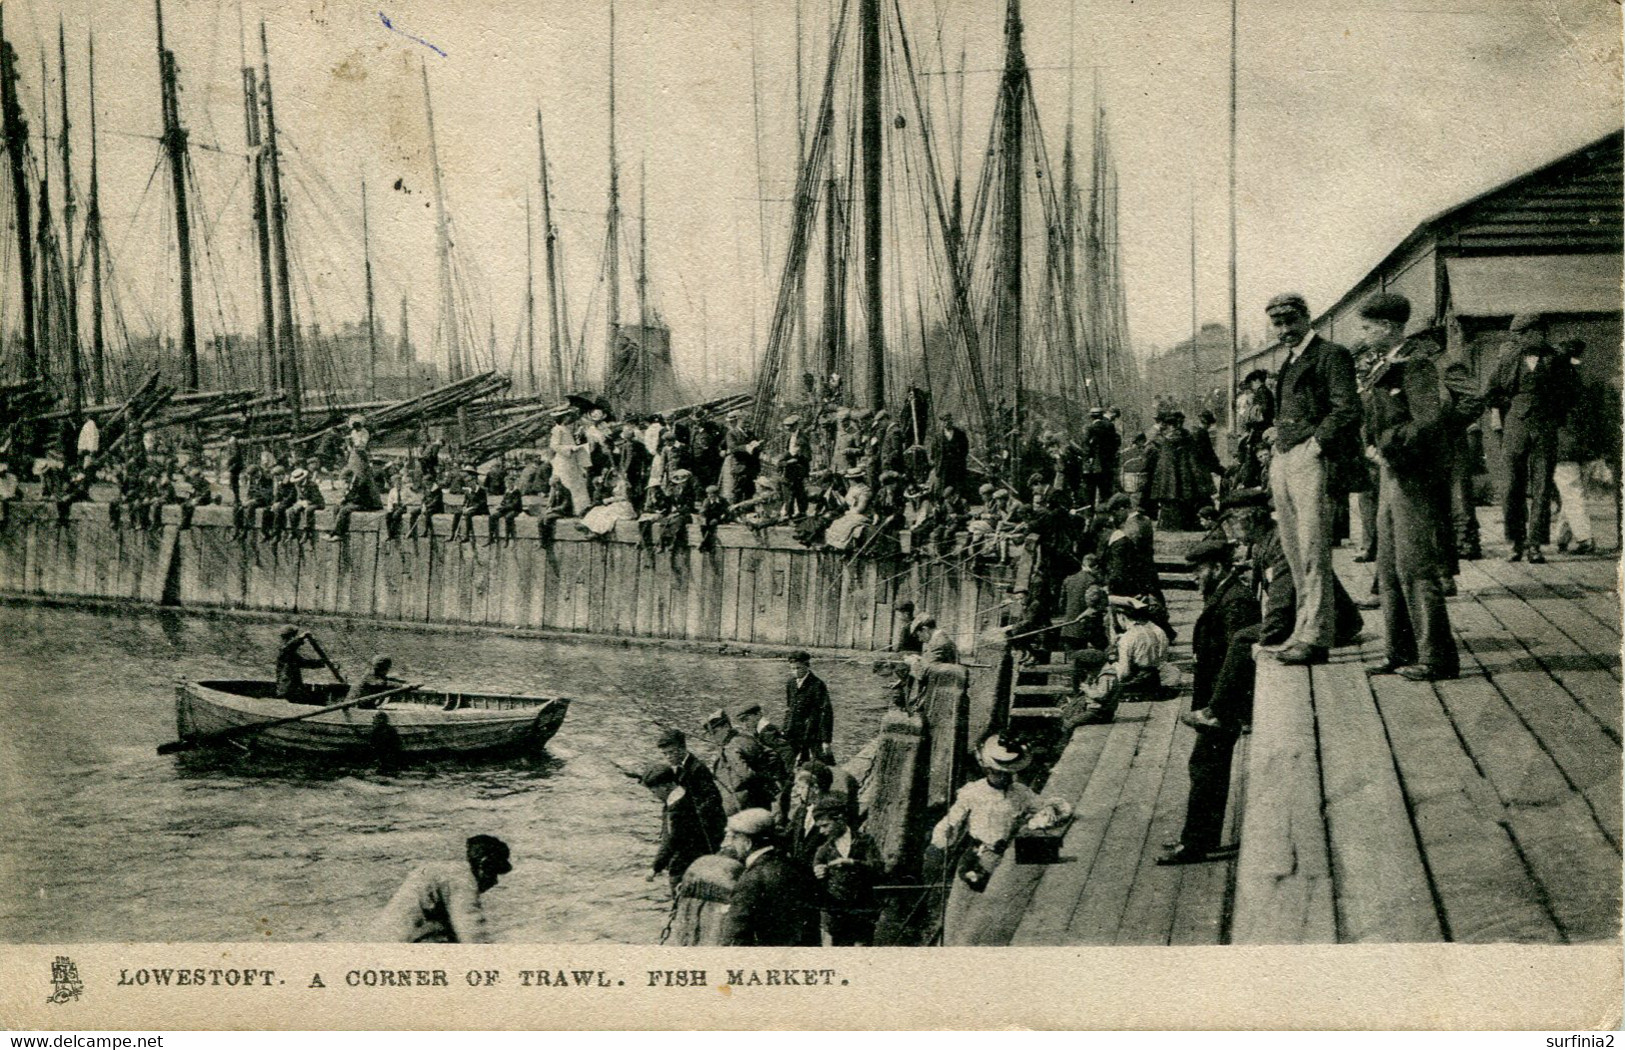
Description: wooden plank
xmin=1450 ymin=597 xmax=1623 ymax=847
xmin=718 ymin=547 xmax=742 ymax=643
xmin=1063 ymin=690 xmax=1183 ymax=943
xmin=1231 ymin=658 xmax=1337 ymax=944
xmin=1113 ymin=710 xmax=1204 ymax=945
xmin=768 ymin=553 xmax=794 ymax=645
xmin=1168 ymin=735 xmax=1248 ymax=946
xmin=736 ymin=546 xmax=761 ymax=644
xmin=1469 ymin=558 xmax=1622 ymax=683
xmin=582 ymin=539 xmax=606 ymax=634
xmin=569 ymin=543 xmax=591 ymax=633
xmin=1461 ymin=560 xmax=1622 ymax=739
xmin=1313 ymin=659 xmax=1446 ymax=943
xmin=1466 ymin=557 xmax=1621 ymax=669
xmin=469 ymin=537 xmax=495 ymax=625
xmin=1534 ymin=554 xmax=1621 ymax=632
xmin=1011 ymin=701 xmax=1155 ymax=945
xmin=1368 ymin=674 xmax=1564 ymax=942
xmin=1436 ymin=620 xmax=1623 ymax=940
xmin=960 ymin=723 xmax=1118 ymax=945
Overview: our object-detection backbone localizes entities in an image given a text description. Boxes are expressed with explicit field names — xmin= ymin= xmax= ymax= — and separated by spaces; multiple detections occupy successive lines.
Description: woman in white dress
xmin=549 ymin=411 xmax=591 ymax=516
xmin=823 ymin=466 xmax=873 ymax=551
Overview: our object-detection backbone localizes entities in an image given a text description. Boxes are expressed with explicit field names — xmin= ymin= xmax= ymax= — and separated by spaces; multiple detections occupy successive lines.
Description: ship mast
xmin=603 ymin=0 xmax=621 ymax=394
xmin=537 ymin=109 xmax=566 ymax=397
xmin=0 ymin=11 xmax=39 ymax=385
xmin=39 ymin=47 xmax=80 ymax=411
xmin=993 ymin=0 xmax=1027 ymax=470
xmin=421 ymin=62 xmax=460 ymax=384
xmin=58 ymin=26 xmax=83 ymax=412
xmin=524 ymin=195 xmax=537 ymax=395
xmin=260 ymin=22 xmax=300 ymax=427
xmin=637 ymin=157 xmax=650 ymax=415
xmin=858 ymin=0 xmax=884 ymax=410
xmin=794 ymin=0 xmax=808 ymax=396
xmin=85 ymin=33 xmax=106 ymax=403
xmin=155 ymin=0 xmax=200 ymax=391
xmin=363 ymin=178 xmax=378 ymax=399
xmin=240 ymin=7 xmax=276 ymax=394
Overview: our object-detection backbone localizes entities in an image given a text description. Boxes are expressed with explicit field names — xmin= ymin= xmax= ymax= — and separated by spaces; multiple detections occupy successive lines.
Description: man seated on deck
xmin=1160 ymin=537 xmax=1259 ymax=866
xmin=347 ymin=655 xmax=402 ymax=710
xmin=274 ymin=625 xmax=329 ymax=705
xmin=369 ymin=834 xmax=512 ymax=943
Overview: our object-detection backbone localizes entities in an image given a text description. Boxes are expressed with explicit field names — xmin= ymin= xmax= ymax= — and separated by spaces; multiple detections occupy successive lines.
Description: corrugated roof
xmin=1241 ymin=128 xmax=1624 ymax=367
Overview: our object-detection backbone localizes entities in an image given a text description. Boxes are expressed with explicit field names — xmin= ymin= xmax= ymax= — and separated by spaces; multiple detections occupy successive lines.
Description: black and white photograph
xmin=0 ymin=0 xmax=1619 ymax=1031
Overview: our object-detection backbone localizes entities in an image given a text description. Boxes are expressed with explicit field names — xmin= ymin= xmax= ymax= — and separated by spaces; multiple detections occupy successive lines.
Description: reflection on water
xmin=0 ymin=604 xmax=888 ymax=943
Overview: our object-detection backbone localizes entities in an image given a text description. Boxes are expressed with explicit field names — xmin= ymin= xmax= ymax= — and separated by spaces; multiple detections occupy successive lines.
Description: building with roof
xmin=1239 ymin=129 xmax=1623 ymax=394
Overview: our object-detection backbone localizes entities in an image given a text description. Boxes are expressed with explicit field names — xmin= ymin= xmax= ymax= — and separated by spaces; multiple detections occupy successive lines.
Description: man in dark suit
xmin=1082 ymin=409 xmax=1120 ymax=507
xmin=719 ymin=808 xmax=821 ymax=946
xmin=1263 ymin=292 xmax=1360 ymax=666
xmin=930 ymin=414 xmax=970 ymax=499
xmin=1481 ymin=313 xmax=1571 ymax=563
xmin=655 ymin=728 xmax=727 ymax=857
xmin=1357 ymin=294 xmax=1459 ymax=681
xmin=1162 ymin=537 xmax=1258 ymax=865
xmin=783 ymin=651 xmax=834 ymax=763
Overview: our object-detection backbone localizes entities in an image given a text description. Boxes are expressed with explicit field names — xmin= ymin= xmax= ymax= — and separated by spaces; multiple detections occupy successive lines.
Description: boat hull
xmin=175 ymin=680 xmax=568 ymax=761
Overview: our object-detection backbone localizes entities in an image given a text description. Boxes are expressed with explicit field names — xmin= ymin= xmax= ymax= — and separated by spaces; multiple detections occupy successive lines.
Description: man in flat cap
xmin=1481 ymin=313 xmax=1571 ymax=562
xmin=784 ymin=651 xmax=834 ymax=763
xmin=1262 ymin=292 xmax=1360 ymax=665
xmin=1355 ymin=293 xmax=1458 ymax=681
xmin=719 ymin=808 xmax=821 ymax=947
xmin=1162 ymin=537 xmax=1257 ymax=865
xmin=655 ymin=728 xmax=727 ymax=854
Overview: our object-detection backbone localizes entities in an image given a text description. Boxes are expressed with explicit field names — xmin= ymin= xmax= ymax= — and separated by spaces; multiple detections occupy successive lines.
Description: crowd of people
xmin=1157 ymin=294 xmax=1616 ymax=871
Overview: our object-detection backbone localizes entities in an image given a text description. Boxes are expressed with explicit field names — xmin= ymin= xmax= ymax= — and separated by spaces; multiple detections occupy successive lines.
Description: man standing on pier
xmin=1357 ymin=294 xmax=1459 ymax=682
xmin=655 ymin=728 xmax=727 ymax=855
xmin=784 ymin=651 xmax=834 ymax=763
xmin=1263 ymin=292 xmax=1360 ymax=666
xmin=1482 ymin=313 xmax=1569 ymax=563
xmin=1162 ymin=537 xmax=1257 ymax=865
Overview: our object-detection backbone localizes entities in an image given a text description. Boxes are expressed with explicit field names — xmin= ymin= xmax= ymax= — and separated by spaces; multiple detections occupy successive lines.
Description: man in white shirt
xmin=369 ymin=834 xmax=511 ymax=943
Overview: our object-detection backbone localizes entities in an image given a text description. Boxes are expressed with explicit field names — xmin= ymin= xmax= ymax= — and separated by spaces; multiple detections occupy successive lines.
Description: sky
xmin=0 ymin=0 xmax=1619 ymax=389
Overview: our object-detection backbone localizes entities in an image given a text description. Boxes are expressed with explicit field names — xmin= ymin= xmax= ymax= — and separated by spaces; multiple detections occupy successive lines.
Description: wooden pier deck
xmin=968 ymin=508 xmax=1621 ymax=946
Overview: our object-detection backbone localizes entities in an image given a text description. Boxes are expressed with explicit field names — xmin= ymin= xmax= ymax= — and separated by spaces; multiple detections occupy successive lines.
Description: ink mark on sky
xmin=379 ymin=12 xmax=448 ymax=58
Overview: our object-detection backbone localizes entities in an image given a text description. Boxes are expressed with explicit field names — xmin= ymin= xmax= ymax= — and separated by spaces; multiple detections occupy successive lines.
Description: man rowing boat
xmin=274 ymin=625 xmax=327 ymax=705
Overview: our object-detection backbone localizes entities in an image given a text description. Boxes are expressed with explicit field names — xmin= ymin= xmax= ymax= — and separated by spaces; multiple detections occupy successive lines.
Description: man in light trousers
xmin=1263 ymin=293 xmax=1361 ymax=666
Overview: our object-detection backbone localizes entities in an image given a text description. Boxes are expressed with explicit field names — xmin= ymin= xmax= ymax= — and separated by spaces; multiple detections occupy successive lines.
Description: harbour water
xmin=0 ymin=604 xmax=891 ymax=943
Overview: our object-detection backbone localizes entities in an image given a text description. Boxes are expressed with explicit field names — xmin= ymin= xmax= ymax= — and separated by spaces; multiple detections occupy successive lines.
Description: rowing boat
xmin=173 ymin=680 xmax=569 ymax=760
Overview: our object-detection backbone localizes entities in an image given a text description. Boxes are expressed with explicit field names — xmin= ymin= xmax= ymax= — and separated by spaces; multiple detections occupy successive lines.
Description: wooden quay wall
xmin=0 ymin=501 xmax=1018 ymax=654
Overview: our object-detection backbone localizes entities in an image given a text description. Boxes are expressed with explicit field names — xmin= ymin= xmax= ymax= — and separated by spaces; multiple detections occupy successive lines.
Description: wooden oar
xmin=158 ymin=682 xmax=422 ymax=756
xmin=303 ymin=635 xmax=346 ymax=684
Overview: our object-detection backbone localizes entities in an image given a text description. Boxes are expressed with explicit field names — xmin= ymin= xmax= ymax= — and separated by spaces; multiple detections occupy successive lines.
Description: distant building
xmin=1240 ymin=129 xmax=1623 ymax=395
xmin=1144 ymin=322 xmax=1253 ymax=420
xmin=603 ymin=319 xmax=686 ymax=415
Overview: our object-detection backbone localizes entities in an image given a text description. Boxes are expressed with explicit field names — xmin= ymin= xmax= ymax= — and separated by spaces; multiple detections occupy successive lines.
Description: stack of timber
xmin=286 ymin=372 xmax=512 ymax=447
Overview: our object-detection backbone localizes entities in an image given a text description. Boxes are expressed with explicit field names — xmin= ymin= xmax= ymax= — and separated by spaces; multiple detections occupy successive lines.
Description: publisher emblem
xmin=48 ymin=955 xmax=84 ymax=1004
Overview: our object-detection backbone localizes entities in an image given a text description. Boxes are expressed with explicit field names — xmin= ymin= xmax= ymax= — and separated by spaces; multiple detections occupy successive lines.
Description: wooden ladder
xmin=1008 ymin=652 xmax=1074 ymax=723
